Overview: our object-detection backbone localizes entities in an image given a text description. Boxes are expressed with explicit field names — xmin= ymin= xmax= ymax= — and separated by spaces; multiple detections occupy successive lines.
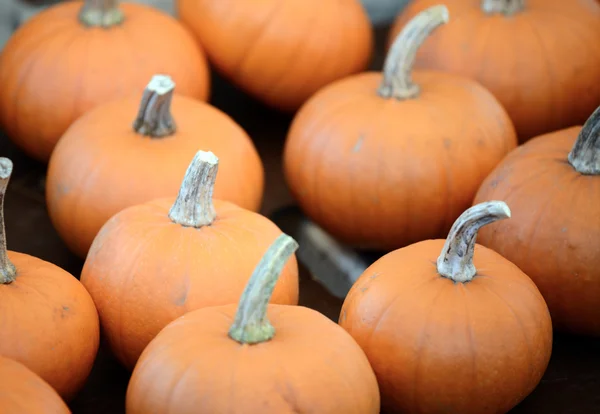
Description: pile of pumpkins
xmin=0 ymin=0 xmax=599 ymax=413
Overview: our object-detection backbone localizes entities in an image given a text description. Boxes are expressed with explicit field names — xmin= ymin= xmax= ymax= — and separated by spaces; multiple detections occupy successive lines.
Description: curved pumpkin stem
xmin=168 ymin=150 xmax=218 ymax=228
xmin=378 ymin=5 xmax=449 ymax=100
xmin=481 ymin=0 xmax=525 ymax=16
xmin=79 ymin=0 xmax=125 ymax=28
xmin=568 ymin=106 xmax=600 ymax=175
xmin=229 ymin=234 xmax=299 ymax=344
xmin=437 ymin=201 xmax=511 ymax=283
xmin=133 ymin=75 xmax=177 ymax=138
xmin=0 ymin=158 xmax=16 ymax=284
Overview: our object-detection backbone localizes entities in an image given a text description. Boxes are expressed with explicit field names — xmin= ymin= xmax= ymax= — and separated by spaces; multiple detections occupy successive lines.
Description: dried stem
xmin=229 ymin=234 xmax=299 ymax=344
xmin=133 ymin=75 xmax=177 ymax=138
xmin=79 ymin=0 xmax=125 ymax=28
xmin=568 ymin=106 xmax=600 ymax=175
xmin=168 ymin=151 xmax=218 ymax=228
xmin=378 ymin=5 xmax=449 ymax=100
xmin=0 ymin=158 xmax=16 ymax=284
xmin=437 ymin=201 xmax=511 ymax=283
xmin=481 ymin=0 xmax=525 ymax=16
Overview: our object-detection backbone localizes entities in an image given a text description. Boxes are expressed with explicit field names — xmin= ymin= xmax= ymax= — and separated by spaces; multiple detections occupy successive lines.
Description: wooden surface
xmin=1 ymin=25 xmax=600 ymax=414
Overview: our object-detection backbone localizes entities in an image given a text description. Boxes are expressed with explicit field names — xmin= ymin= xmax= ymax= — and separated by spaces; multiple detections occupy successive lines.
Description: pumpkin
xmin=339 ymin=201 xmax=553 ymax=413
xmin=473 ymin=105 xmax=600 ymax=336
xmin=126 ymin=234 xmax=380 ymax=414
xmin=390 ymin=0 xmax=600 ymax=141
xmin=283 ymin=5 xmax=516 ymax=251
xmin=0 ymin=157 xmax=100 ymax=400
xmin=0 ymin=0 xmax=210 ymax=162
xmin=361 ymin=0 xmax=410 ymax=26
xmin=176 ymin=0 xmax=373 ymax=112
xmin=80 ymin=150 xmax=298 ymax=370
xmin=46 ymin=74 xmax=263 ymax=259
xmin=0 ymin=356 xmax=70 ymax=414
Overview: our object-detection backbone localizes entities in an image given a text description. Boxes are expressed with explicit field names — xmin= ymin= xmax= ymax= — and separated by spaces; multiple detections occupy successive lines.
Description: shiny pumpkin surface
xmin=390 ymin=0 xmax=600 ymax=141
xmin=0 ymin=1 xmax=210 ymax=161
xmin=126 ymin=304 xmax=380 ymax=413
xmin=339 ymin=240 xmax=552 ymax=413
xmin=0 ymin=251 xmax=100 ymax=400
xmin=474 ymin=127 xmax=600 ymax=335
xmin=284 ymin=71 xmax=517 ymax=250
xmin=46 ymin=94 xmax=263 ymax=259
xmin=81 ymin=198 xmax=299 ymax=370
xmin=177 ymin=0 xmax=372 ymax=112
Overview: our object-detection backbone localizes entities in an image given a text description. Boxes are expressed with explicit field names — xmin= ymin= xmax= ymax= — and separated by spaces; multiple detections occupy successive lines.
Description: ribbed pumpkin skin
xmin=474 ymin=128 xmax=600 ymax=336
xmin=0 ymin=1 xmax=210 ymax=161
xmin=46 ymin=94 xmax=263 ymax=259
xmin=390 ymin=0 xmax=600 ymax=141
xmin=284 ymin=71 xmax=517 ymax=251
xmin=0 ymin=356 xmax=71 ymax=414
xmin=339 ymin=240 xmax=552 ymax=413
xmin=0 ymin=252 xmax=100 ymax=401
xmin=126 ymin=304 xmax=380 ymax=414
xmin=80 ymin=198 xmax=299 ymax=370
xmin=177 ymin=0 xmax=373 ymax=112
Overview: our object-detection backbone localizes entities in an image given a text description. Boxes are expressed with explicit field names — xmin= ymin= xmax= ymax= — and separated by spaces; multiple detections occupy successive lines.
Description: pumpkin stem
xmin=437 ymin=201 xmax=511 ymax=283
xmin=229 ymin=234 xmax=299 ymax=345
xmin=0 ymin=158 xmax=16 ymax=284
xmin=168 ymin=151 xmax=218 ymax=228
xmin=133 ymin=75 xmax=177 ymax=138
xmin=568 ymin=106 xmax=600 ymax=175
xmin=79 ymin=0 xmax=124 ymax=28
xmin=481 ymin=0 xmax=525 ymax=16
xmin=378 ymin=5 xmax=449 ymax=100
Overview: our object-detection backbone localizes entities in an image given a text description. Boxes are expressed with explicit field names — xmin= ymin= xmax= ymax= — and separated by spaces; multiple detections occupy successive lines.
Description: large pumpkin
xmin=177 ymin=0 xmax=373 ymax=112
xmin=126 ymin=234 xmax=380 ymax=413
xmin=339 ymin=201 xmax=553 ymax=413
xmin=47 ymin=74 xmax=263 ymax=259
xmin=80 ymin=151 xmax=297 ymax=370
xmin=0 ymin=0 xmax=209 ymax=161
xmin=283 ymin=5 xmax=516 ymax=251
xmin=390 ymin=0 xmax=600 ymax=141
xmin=0 ymin=356 xmax=70 ymax=414
xmin=474 ymin=105 xmax=600 ymax=336
xmin=0 ymin=157 xmax=100 ymax=400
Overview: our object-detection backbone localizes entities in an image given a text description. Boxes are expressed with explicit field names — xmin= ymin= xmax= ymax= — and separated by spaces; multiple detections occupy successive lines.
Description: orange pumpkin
xmin=390 ymin=0 xmax=600 ymax=141
xmin=177 ymin=0 xmax=373 ymax=112
xmin=47 ymin=74 xmax=263 ymax=259
xmin=80 ymin=150 xmax=298 ymax=370
xmin=339 ymin=201 xmax=553 ymax=413
xmin=0 ymin=356 xmax=70 ymax=414
xmin=474 ymin=105 xmax=600 ymax=336
xmin=0 ymin=157 xmax=100 ymax=400
xmin=283 ymin=5 xmax=516 ymax=251
xmin=0 ymin=0 xmax=210 ymax=162
xmin=126 ymin=234 xmax=380 ymax=413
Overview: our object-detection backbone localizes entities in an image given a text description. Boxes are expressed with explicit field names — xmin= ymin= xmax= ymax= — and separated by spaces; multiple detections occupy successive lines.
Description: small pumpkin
xmin=0 ymin=157 xmax=100 ymax=400
xmin=176 ymin=0 xmax=373 ymax=112
xmin=390 ymin=0 xmax=600 ymax=141
xmin=283 ymin=5 xmax=516 ymax=251
xmin=0 ymin=356 xmax=70 ymax=414
xmin=47 ymin=74 xmax=263 ymax=259
xmin=0 ymin=0 xmax=210 ymax=162
xmin=80 ymin=150 xmax=298 ymax=370
xmin=473 ymin=105 xmax=600 ymax=336
xmin=339 ymin=201 xmax=553 ymax=413
xmin=126 ymin=234 xmax=380 ymax=414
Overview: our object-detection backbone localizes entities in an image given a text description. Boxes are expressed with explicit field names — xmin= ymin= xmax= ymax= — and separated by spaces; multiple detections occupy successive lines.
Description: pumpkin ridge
xmin=460 ymin=283 xmax=477 ymax=410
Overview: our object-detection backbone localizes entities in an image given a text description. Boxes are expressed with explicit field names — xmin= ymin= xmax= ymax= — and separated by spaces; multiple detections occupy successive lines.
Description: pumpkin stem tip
xmin=437 ymin=201 xmax=510 ymax=283
xmin=79 ymin=0 xmax=124 ymax=28
xmin=168 ymin=150 xmax=219 ymax=228
xmin=133 ymin=74 xmax=177 ymax=138
xmin=0 ymin=157 xmax=16 ymax=284
xmin=568 ymin=105 xmax=600 ymax=175
xmin=379 ymin=5 xmax=449 ymax=100
xmin=481 ymin=0 xmax=525 ymax=16
xmin=229 ymin=234 xmax=299 ymax=345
